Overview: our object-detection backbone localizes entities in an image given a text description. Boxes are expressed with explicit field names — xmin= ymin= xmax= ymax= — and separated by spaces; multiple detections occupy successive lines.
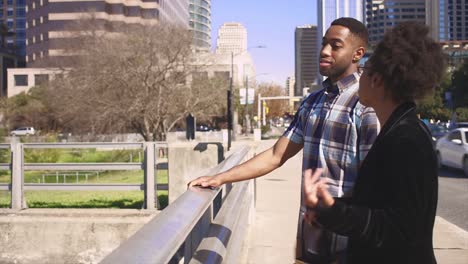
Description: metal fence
xmin=100 ymin=146 xmax=255 ymax=264
xmin=0 ymin=140 xmax=168 ymax=210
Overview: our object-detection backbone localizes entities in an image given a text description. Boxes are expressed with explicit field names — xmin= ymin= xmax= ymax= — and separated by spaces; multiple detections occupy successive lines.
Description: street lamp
xmin=227 ymin=45 xmax=266 ymax=150
xmin=243 ymin=73 xmax=269 ymax=135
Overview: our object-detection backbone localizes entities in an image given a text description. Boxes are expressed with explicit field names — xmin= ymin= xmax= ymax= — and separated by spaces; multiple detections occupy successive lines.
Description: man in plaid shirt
xmin=189 ymin=17 xmax=379 ymax=264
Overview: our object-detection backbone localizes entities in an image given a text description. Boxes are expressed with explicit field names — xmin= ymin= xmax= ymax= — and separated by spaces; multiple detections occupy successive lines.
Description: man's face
xmin=319 ymin=25 xmax=359 ymax=82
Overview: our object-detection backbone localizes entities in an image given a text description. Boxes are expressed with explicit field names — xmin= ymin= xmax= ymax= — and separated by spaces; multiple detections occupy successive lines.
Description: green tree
xmin=451 ymin=59 xmax=468 ymax=108
xmin=417 ymin=71 xmax=451 ymax=121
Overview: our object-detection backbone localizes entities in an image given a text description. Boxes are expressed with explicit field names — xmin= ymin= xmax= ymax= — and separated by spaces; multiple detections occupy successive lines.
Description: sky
xmin=210 ymin=0 xmax=318 ymax=86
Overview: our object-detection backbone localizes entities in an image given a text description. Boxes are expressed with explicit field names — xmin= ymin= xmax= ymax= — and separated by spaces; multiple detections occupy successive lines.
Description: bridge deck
xmin=245 ymin=139 xmax=302 ymax=264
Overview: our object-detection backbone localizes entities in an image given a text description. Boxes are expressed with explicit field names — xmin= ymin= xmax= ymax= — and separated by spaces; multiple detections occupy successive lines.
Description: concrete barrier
xmin=0 ymin=209 xmax=157 ymax=264
xmin=168 ymin=142 xmax=224 ymax=204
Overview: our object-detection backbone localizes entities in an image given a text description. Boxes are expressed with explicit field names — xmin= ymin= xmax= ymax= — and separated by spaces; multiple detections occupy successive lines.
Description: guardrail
xmin=0 ymin=139 xmax=168 ymax=210
xmin=100 ymin=146 xmax=255 ymax=264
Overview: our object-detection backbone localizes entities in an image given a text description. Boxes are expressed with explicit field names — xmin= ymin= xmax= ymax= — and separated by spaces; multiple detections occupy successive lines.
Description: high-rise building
xmin=286 ymin=76 xmax=296 ymax=111
xmin=317 ymin=0 xmax=364 ymax=82
xmin=435 ymin=0 xmax=468 ymax=66
xmin=216 ymin=22 xmax=247 ymax=55
xmin=318 ymin=0 xmax=364 ymax=42
xmin=159 ymin=0 xmax=189 ymax=27
xmin=214 ymin=22 xmax=255 ymax=86
xmin=0 ymin=0 xmax=26 ymax=61
xmin=26 ymin=0 xmax=181 ymax=67
xmin=437 ymin=0 xmax=468 ymax=41
xmin=295 ymin=25 xmax=318 ymax=97
xmin=365 ymin=0 xmax=426 ymax=46
xmin=189 ymin=0 xmax=211 ymax=49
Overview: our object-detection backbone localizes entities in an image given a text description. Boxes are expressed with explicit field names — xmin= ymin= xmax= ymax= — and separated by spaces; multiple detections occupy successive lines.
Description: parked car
xmin=10 ymin=127 xmax=36 ymax=136
xmin=435 ymin=128 xmax=468 ymax=176
xmin=427 ymin=123 xmax=449 ymax=143
xmin=456 ymin=122 xmax=468 ymax=128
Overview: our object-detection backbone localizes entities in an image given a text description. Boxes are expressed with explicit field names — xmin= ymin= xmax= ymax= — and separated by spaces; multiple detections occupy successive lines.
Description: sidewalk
xmin=245 ymin=139 xmax=468 ymax=264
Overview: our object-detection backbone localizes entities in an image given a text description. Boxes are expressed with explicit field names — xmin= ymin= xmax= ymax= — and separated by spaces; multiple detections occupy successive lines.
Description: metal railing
xmin=0 ymin=140 xmax=168 ymax=210
xmin=100 ymin=146 xmax=255 ymax=264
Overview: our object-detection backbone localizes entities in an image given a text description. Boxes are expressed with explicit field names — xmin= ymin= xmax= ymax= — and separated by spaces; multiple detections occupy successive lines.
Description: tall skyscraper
xmin=0 ymin=0 xmax=26 ymax=62
xmin=216 ymin=22 xmax=247 ymax=55
xmin=189 ymin=0 xmax=211 ymax=49
xmin=318 ymin=0 xmax=364 ymax=43
xmin=317 ymin=0 xmax=364 ymax=82
xmin=437 ymin=0 xmax=468 ymax=41
xmin=295 ymin=25 xmax=318 ymax=97
xmin=159 ymin=0 xmax=189 ymax=27
xmin=214 ymin=22 xmax=255 ymax=86
xmin=365 ymin=0 xmax=426 ymax=45
xmin=25 ymin=0 xmax=176 ymax=67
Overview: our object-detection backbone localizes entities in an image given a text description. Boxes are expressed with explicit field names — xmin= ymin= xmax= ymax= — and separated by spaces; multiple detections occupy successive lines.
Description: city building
xmin=189 ymin=0 xmax=211 ymax=49
xmin=1 ymin=49 xmax=19 ymax=97
xmin=159 ymin=0 xmax=189 ymax=27
xmin=437 ymin=0 xmax=468 ymax=42
xmin=295 ymin=25 xmax=318 ymax=97
xmin=7 ymin=67 xmax=64 ymax=97
xmin=215 ymin=22 xmax=255 ymax=86
xmin=365 ymin=0 xmax=426 ymax=46
xmin=25 ymin=0 xmax=160 ymax=67
xmin=318 ymin=0 xmax=364 ymax=42
xmin=216 ymin=22 xmax=247 ymax=55
xmin=317 ymin=0 xmax=364 ymax=82
xmin=0 ymin=0 xmax=26 ymax=62
xmin=285 ymin=76 xmax=297 ymax=112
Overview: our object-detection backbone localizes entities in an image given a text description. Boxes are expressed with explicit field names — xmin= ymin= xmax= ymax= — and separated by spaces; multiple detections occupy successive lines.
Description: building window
xmin=34 ymin=74 xmax=48 ymax=86
xmin=14 ymin=75 xmax=28 ymax=86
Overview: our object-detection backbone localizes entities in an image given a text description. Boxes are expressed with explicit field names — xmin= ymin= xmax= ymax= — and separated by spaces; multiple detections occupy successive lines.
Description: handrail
xmin=100 ymin=146 xmax=250 ymax=264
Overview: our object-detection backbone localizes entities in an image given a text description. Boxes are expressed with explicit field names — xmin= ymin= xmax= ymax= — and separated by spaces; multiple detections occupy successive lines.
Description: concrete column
xmin=11 ymin=138 xmax=25 ymax=209
xmin=168 ymin=142 xmax=222 ymax=204
xmin=143 ymin=142 xmax=155 ymax=209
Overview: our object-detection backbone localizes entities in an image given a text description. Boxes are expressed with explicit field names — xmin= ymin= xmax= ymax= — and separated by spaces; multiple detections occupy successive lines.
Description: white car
xmin=435 ymin=128 xmax=468 ymax=176
xmin=10 ymin=127 xmax=36 ymax=136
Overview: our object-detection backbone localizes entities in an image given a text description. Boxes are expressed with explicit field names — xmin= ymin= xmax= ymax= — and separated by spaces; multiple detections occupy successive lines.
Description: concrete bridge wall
xmin=0 ymin=209 xmax=157 ymax=264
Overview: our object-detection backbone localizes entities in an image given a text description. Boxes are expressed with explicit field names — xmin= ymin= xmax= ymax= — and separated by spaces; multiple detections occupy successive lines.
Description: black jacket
xmin=317 ymin=102 xmax=438 ymax=264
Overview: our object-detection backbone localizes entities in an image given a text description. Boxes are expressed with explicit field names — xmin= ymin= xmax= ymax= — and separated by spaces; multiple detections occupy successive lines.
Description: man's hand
xmin=188 ymin=175 xmax=224 ymax=189
xmin=303 ymin=168 xmax=335 ymax=209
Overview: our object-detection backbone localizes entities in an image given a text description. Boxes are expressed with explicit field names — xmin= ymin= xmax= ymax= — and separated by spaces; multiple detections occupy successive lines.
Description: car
xmin=435 ymin=128 xmax=468 ymax=176
xmin=196 ymin=124 xmax=212 ymax=132
xmin=456 ymin=122 xmax=468 ymax=128
xmin=10 ymin=127 xmax=36 ymax=136
xmin=427 ymin=123 xmax=449 ymax=143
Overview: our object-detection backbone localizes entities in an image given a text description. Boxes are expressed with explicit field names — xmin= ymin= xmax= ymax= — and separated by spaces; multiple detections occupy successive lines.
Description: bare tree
xmin=44 ymin=20 xmax=226 ymax=141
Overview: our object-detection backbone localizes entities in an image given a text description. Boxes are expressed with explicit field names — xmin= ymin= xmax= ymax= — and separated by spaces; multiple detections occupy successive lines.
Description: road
xmin=264 ymin=126 xmax=468 ymax=231
xmin=437 ymin=167 xmax=468 ymax=231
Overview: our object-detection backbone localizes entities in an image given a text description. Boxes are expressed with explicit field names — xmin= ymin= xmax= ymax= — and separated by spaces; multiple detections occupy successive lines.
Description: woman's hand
xmin=303 ymin=168 xmax=335 ymax=209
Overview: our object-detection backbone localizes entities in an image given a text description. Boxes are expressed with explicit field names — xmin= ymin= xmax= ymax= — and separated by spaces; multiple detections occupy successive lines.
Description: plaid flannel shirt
xmin=284 ymin=72 xmax=380 ymax=256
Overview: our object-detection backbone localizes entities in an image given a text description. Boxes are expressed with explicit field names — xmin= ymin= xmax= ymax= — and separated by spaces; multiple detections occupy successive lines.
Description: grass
xmin=0 ymin=169 xmax=169 ymax=209
xmin=0 ymin=147 xmax=171 ymax=209
xmin=0 ymin=190 xmax=168 ymax=209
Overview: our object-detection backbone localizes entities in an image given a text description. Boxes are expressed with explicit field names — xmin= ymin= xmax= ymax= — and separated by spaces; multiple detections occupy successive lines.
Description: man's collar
xmin=322 ymin=72 xmax=360 ymax=95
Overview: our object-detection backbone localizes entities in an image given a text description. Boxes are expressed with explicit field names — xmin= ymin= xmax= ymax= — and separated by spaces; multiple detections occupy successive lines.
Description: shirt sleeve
xmin=283 ymin=100 xmax=307 ymax=145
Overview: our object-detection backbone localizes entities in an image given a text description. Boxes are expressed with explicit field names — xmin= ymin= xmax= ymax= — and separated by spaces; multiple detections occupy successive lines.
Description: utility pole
xmin=227 ymin=52 xmax=233 ymax=151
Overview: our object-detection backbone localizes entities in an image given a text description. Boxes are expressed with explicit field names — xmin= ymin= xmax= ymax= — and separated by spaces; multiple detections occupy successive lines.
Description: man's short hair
xmin=331 ymin=17 xmax=368 ymax=47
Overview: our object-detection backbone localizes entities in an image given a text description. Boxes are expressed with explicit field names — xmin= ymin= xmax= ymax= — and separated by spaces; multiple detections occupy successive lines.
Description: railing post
xmin=144 ymin=142 xmax=155 ymax=209
xmin=11 ymin=138 xmax=25 ymax=209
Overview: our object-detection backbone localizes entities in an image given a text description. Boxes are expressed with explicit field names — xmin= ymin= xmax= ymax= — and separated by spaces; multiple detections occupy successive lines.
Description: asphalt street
xmin=437 ymin=167 xmax=468 ymax=231
xmin=266 ymin=126 xmax=468 ymax=232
